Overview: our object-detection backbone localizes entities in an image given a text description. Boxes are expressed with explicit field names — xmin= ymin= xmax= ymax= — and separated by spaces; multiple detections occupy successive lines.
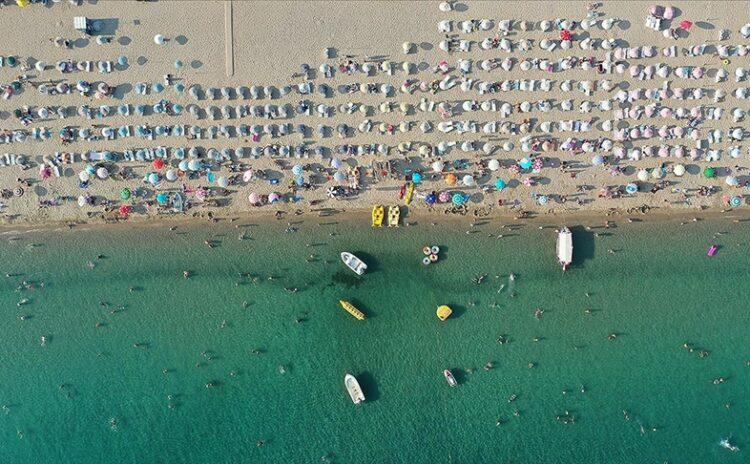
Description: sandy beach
xmin=0 ymin=0 xmax=749 ymax=226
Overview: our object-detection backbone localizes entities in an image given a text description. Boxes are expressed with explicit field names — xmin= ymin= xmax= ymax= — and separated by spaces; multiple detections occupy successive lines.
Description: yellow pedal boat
xmin=372 ymin=205 xmax=384 ymax=227
xmin=340 ymin=300 xmax=366 ymax=320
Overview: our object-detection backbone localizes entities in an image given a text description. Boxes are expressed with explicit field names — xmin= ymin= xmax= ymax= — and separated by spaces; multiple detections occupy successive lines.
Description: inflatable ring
xmin=431 ymin=246 xmax=440 ymax=254
xmin=422 ymin=257 xmax=431 ymax=265
xmin=723 ymin=59 xmax=731 ymax=65
xmin=422 ymin=246 xmax=432 ymax=255
xmin=429 ymin=253 xmax=439 ymax=262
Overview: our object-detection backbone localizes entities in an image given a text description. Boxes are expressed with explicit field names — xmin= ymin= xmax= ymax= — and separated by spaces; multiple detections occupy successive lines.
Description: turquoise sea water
xmin=0 ymin=216 xmax=748 ymax=463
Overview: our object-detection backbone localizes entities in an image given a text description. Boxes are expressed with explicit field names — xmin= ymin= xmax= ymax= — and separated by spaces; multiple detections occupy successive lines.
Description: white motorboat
xmin=341 ymin=252 xmax=367 ymax=275
xmin=344 ymin=373 xmax=365 ymax=404
xmin=443 ymin=369 xmax=458 ymax=387
xmin=557 ymin=227 xmax=573 ymax=270
xmin=720 ymin=438 xmax=739 ymax=452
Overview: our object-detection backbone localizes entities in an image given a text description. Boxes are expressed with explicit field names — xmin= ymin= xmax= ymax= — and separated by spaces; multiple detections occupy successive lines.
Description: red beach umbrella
xmin=679 ymin=20 xmax=693 ymax=30
xmin=560 ymin=30 xmax=572 ymax=41
xmin=153 ymin=158 xmax=165 ymax=169
xmin=118 ymin=204 xmax=130 ymax=217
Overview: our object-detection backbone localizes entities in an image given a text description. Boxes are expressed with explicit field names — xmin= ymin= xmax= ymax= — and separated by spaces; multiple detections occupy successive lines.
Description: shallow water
xmin=0 ymin=217 xmax=748 ymax=463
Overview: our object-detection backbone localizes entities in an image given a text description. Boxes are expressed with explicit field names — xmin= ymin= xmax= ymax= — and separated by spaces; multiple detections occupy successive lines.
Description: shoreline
xmin=2 ymin=203 xmax=748 ymax=235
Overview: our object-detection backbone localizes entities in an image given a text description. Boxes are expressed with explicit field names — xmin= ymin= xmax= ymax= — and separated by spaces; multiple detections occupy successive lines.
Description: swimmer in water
xmin=183 ymin=271 xmax=190 ymax=279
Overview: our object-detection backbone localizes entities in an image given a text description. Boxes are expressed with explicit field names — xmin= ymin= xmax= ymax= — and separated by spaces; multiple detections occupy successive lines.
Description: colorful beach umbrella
xmin=519 ymin=158 xmax=533 ymax=170
xmin=118 ymin=204 xmax=130 ymax=217
xmin=444 ymin=173 xmax=457 ymax=186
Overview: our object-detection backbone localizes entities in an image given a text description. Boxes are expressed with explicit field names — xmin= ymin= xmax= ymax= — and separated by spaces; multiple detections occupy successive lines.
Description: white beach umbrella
xmin=673 ymin=164 xmax=685 ymax=177
xmin=154 ymin=34 xmax=166 ymax=45
xmin=637 ymin=169 xmax=649 ymax=182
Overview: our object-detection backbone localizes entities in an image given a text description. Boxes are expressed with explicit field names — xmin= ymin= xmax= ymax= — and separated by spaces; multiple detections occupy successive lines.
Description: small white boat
xmin=344 ymin=373 xmax=365 ymax=404
xmin=557 ymin=227 xmax=573 ymax=270
xmin=443 ymin=369 xmax=458 ymax=387
xmin=341 ymin=252 xmax=367 ymax=275
xmin=720 ymin=438 xmax=739 ymax=452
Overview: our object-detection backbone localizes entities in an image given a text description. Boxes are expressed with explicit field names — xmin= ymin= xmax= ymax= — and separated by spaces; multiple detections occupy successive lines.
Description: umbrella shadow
xmin=357 ymin=371 xmax=380 ymax=402
xmin=570 ymin=225 xmax=595 ymax=267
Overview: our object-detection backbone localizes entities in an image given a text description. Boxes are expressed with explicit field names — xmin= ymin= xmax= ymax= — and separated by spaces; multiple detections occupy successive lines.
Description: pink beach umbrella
xmin=248 ymin=192 xmax=261 ymax=205
xmin=614 ymin=129 xmax=627 ymax=141
xmin=243 ymin=169 xmax=254 ymax=182
xmin=672 ymin=126 xmax=685 ymax=137
xmin=690 ymin=128 xmax=701 ymax=141
xmin=690 ymin=148 xmax=701 ymax=160
xmin=195 ymin=188 xmax=207 ymax=202
xmin=658 ymin=146 xmax=670 ymax=158
xmin=629 ymin=127 xmax=641 ymax=139
xmin=613 ymin=147 xmax=626 ymax=159
xmin=39 ymin=166 xmax=51 ymax=179
xmin=674 ymin=146 xmax=685 ymax=158
xmin=643 ymin=126 xmax=655 ymax=138
xmin=673 ymin=88 xmax=685 ymax=99
xmin=644 ymin=105 xmax=656 ymax=117
xmin=660 ymin=107 xmax=673 ymax=118
xmin=522 ymin=177 xmax=534 ymax=187
xmin=438 ymin=191 xmax=451 ymax=203
xmin=691 ymin=67 xmax=704 ymax=79
xmin=629 ymin=65 xmax=641 ymax=78
xmin=690 ymin=106 xmax=702 ymax=118
xmin=643 ymin=146 xmax=654 ymax=157
xmin=658 ymin=126 xmax=670 ymax=138
xmin=268 ymin=192 xmax=281 ymax=203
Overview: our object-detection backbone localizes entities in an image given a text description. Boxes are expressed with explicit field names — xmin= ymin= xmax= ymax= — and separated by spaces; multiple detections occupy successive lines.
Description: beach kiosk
xmin=74 ymin=16 xmax=91 ymax=35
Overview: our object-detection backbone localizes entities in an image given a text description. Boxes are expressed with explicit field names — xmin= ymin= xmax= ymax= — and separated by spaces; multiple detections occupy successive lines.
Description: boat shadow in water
xmin=447 ymin=303 xmax=466 ymax=319
xmin=354 ymin=251 xmax=381 ymax=273
xmin=357 ymin=371 xmax=380 ymax=402
xmin=570 ymin=226 xmax=595 ymax=268
xmin=349 ymin=298 xmax=376 ymax=318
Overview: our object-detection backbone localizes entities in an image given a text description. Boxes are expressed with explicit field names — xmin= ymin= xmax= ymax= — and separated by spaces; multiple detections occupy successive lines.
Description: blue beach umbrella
xmin=412 ymin=172 xmax=423 ymax=184
xmin=153 ymin=83 xmax=165 ymax=93
xmin=452 ymin=193 xmax=466 ymax=205
xmin=333 ymin=172 xmax=346 ymax=183
xmin=425 ymin=192 xmax=437 ymax=205
xmin=148 ymin=173 xmax=159 ymax=185
xmin=117 ymin=55 xmax=128 ymax=66
xmin=156 ymin=192 xmax=169 ymax=204
xmin=295 ymin=175 xmax=305 ymax=186
xmin=292 ymin=164 xmax=304 ymax=176
xmin=537 ymin=195 xmax=549 ymax=205
xmin=173 ymin=148 xmax=185 ymax=159
xmin=188 ymin=159 xmax=202 ymax=171
xmin=730 ymin=196 xmax=742 ymax=207
xmin=519 ymin=157 xmax=533 ymax=170
xmin=174 ymin=83 xmax=185 ymax=93
xmin=172 ymin=104 xmax=183 ymax=115
xmin=592 ymin=155 xmax=605 ymax=166
xmin=178 ymin=160 xmax=190 ymax=171
xmin=495 ymin=179 xmax=506 ymax=190
xmin=625 ymin=183 xmax=638 ymax=194
xmin=174 ymin=60 xmax=184 ymax=70
xmin=207 ymin=172 xmax=216 ymax=183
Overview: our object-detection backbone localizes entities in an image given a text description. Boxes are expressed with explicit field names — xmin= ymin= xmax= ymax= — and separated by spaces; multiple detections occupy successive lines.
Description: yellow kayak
xmin=372 ymin=205 xmax=384 ymax=227
xmin=387 ymin=205 xmax=400 ymax=227
xmin=437 ymin=305 xmax=452 ymax=321
xmin=340 ymin=300 xmax=366 ymax=320
xmin=404 ymin=183 xmax=414 ymax=205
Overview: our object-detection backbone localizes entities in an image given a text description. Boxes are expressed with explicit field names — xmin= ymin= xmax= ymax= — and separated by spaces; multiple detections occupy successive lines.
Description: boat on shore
xmin=443 ymin=369 xmax=458 ymax=387
xmin=404 ymin=182 xmax=414 ymax=205
xmin=344 ymin=373 xmax=365 ymax=404
xmin=340 ymin=252 xmax=367 ymax=275
xmin=557 ymin=227 xmax=573 ymax=270
xmin=372 ymin=205 xmax=384 ymax=227
xmin=387 ymin=205 xmax=400 ymax=227
xmin=339 ymin=300 xmax=365 ymax=320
